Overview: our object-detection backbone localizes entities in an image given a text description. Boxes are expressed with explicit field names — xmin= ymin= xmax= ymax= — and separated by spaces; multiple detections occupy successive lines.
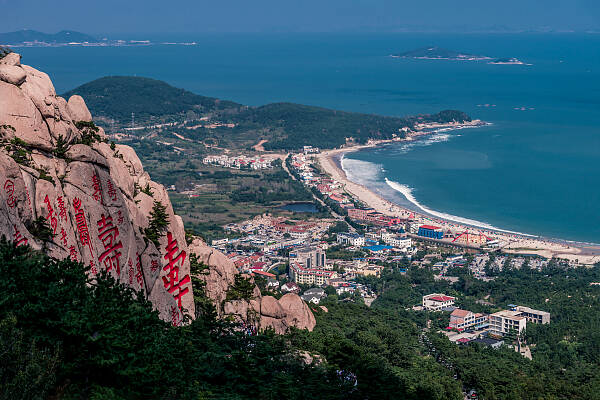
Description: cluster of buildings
xmin=420 ymin=293 xmax=550 ymax=347
xmin=203 ymin=154 xmax=274 ymax=170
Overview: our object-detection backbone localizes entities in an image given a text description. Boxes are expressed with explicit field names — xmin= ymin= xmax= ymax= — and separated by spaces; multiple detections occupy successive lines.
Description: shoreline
xmin=316 ymin=125 xmax=600 ymax=265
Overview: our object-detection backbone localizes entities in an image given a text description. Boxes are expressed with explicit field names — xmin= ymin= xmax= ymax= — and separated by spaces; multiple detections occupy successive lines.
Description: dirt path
xmin=253 ymin=139 xmax=268 ymax=152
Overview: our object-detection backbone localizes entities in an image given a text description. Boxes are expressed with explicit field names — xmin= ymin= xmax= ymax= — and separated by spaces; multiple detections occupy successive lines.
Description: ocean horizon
xmin=16 ymin=32 xmax=600 ymax=243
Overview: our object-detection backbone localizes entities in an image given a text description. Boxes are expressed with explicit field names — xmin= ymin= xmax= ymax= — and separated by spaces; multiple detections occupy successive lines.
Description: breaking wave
xmin=384 ymin=178 xmax=528 ymax=235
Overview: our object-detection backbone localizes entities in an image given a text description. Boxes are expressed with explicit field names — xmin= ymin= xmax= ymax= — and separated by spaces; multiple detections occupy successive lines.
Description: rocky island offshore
xmin=392 ymin=46 xmax=527 ymax=65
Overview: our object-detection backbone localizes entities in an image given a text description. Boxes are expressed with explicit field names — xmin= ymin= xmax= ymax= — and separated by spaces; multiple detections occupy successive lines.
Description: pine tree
xmin=144 ymin=200 xmax=169 ymax=247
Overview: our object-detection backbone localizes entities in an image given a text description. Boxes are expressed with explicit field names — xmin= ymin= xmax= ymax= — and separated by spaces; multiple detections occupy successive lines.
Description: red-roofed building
xmin=422 ymin=293 xmax=456 ymax=311
xmin=252 ymin=270 xmax=276 ymax=279
xmin=449 ymin=309 xmax=488 ymax=330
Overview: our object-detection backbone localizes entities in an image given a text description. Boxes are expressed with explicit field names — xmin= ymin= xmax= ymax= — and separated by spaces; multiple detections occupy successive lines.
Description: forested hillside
xmin=63 ymin=76 xmax=470 ymax=150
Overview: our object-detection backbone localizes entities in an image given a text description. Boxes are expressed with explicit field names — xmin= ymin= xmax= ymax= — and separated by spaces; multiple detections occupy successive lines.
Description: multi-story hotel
xmin=288 ymin=262 xmax=337 ymax=286
xmin=449 ymin=309 xmax=488 ymax=330
xmin=489 ymin=310 xmax=527 ymax=337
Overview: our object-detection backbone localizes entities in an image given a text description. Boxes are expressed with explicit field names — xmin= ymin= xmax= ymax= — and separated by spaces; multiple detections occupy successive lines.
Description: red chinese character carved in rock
xmin=135 ymin=254 xmax=144 ymax=287
xmin=60 ymin=227 xmax=68 ymax=247
xmin=90 ymin=259 xmax=98 ymax=275
xmin=162 ymin=232 xmax=191 ymax=310
xmin=107 ymin=179 xmax=117 ymax=202
xmin=69 ymin=245 xmax=78 ymax=262
xmin=57 ymin=196 xmax=67 ymax=220
xmin=73 ymin=198 xmax=93 ymax=253
xmin=43 ymin=195 xmax=57 ymax=235
xmin=91 ymin=174 xmax=103 ymax=204
xmin=97 ymin=214 xmax=123 ymax=275
xmin=117 ymin=210 xmax=124 ymax=225
xmin=13 ymin=225 xmax=28 ymax=246
xmin=4 ymin=180 xmax=16 ymax=208
xmin=170 ymin=305 xmax=180 ymax=327
xmin=150 ymin=259 xmax=159 ymax=273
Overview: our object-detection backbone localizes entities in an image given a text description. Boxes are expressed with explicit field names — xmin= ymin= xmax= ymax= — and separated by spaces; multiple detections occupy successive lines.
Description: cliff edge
xmin=0 ymin=50 xmax=314 ymax=333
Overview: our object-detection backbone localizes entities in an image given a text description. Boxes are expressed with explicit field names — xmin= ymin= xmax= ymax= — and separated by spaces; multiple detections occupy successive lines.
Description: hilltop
xmin=0 ymin=29 xmax=98 ymax=45
xmin=64 ymin=76 xmax=471 ymax=150
xmin=62 ymin=76 xmax=241 ymax=122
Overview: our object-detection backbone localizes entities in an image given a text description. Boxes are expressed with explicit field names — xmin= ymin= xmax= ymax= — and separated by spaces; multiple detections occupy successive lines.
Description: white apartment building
xmin=513 ymin=306 xmax=551 ymax=324
xmin=422 ymin=294 xmax=456 ymax=311
xmin=289 ymin=262 xmax=337 ymax=286
xmin=337 ymin=233 xmax=366 ymax=247
xmin=489 ymin=310 xmax=527 ymax=337
xmin=384 ymin=236 xmax=412 ymax=249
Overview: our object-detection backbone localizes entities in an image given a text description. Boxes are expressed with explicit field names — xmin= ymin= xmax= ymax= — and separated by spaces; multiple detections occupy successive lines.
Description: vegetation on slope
xmin=62 ymin=76 xmax=240 ymax=122
xmin=63 ymin=76 xmax=470 ymax=150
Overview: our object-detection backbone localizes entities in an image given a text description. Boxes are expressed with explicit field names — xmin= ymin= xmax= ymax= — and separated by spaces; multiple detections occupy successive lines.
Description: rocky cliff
xmin=0 ymin=51 xmax=314 ymax=333
xmin=191 ymin=240 xmax=315 ymax=333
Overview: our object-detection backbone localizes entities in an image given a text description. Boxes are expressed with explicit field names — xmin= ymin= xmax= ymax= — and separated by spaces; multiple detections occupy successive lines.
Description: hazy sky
xmin=2 ymin=0 xmax=599 ymax=34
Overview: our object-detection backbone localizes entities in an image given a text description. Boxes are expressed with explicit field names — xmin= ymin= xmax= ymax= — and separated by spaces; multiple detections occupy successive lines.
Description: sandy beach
xmin=316 ymin=128 xmax=600 ymax=265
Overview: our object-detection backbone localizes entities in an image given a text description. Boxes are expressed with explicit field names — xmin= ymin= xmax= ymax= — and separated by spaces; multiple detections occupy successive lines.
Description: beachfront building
xmin=384 ymin=236 xmax=412 ymax=249
xmin=422 ymin=293 xmax=456 ymax=311
xmin=289 ymin=262 xmax=337 ymax=285
xmin=449 ymin=309 xmax=488 ymax=330
xmin=489 ymin=310 xmax=527 ymax=337
xmin=289 ymin=245 xmax=327 ymax=269
xmin=511 ymin=305 xmax=551 ymax=324
xmin=418 ymin=225 xmax=444 ymax=240
xmin=337 ymin=232 xmax=366 ymax=247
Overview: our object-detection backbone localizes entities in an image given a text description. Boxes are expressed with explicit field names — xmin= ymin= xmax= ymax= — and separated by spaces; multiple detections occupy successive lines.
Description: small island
xmin=391 ymin=46 xmax=492 ymax=61
xmin=488 ymin=57 xmax=527 ymax=65
xmin=392 ymin=46 xmax=528 ymax=65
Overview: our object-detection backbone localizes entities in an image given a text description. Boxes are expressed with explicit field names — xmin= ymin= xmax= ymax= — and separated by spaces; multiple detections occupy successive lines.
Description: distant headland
xmin=0 ymin=29 xmax=197 ymax=47
xmin=391 ymin=46 xmax=527 ymax=65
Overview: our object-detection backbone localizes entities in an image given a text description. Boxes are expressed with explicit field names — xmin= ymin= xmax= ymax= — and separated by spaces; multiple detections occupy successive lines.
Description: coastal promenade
xmin=316 ymin=125 xmax=600 ymax=265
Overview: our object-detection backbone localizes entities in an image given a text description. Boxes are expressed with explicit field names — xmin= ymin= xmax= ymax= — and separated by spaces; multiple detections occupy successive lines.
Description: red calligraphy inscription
xmin=43 ymin=195 xmax=57 ymax=235
xmin=90 ymin=259 xmax=98 ymax=275
xmin=57 ymin=196 xmax=67 ymax=220
xmin=69 ymin=245 xmax=78 ymax=262
xmin=13 ymin=225 xmax=28 ymax=246
xmin=107 ymin=179 xmax=117 ymax=202
xmin=97 ymin=214 xmax=123 ymax=275
xmin=150 ymin=259 xmax=159 ymax=273
xmin=170 ymin=306 xmax=180 ymax=327
xmin=4 ymin=180 xmax=16 ymax=208
xmin=135 ymin=254 xmax=144 ymax=287
xmin=163 ymin=232 xmax=191 ymax=310
xmin=60 ymin=227 xmax=68 ymax=247
xmin=73 ymin=198 xmax=93 ymax=254
xmin=25 ymin=187 xmax=32 ymax=212
xmin=117 ymin=210 xmax=124 ymax=225
xmin=91 ymin=174 xmax=103 ymax=204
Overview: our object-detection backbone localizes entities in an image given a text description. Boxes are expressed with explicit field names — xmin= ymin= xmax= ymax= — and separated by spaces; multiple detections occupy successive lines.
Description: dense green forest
xmin=62 ymin=76 xmax=241 ymax=122
xmin=1 ymin=240 xmax=600 ymax=399
xmin=63 ymin=76 xmax=470 ymax=150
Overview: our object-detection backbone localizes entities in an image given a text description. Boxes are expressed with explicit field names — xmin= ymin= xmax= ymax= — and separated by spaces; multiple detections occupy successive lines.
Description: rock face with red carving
xmin=189 ymin=239 xmax=316 ymax=334
xmin=0 ymin=51 xmax=194 ymax=325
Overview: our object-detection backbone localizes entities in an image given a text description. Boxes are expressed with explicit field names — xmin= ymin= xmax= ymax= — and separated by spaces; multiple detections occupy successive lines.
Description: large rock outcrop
xmin=190 ymin=239 xmax=316 ymax=334
xmin=0 ymin=51 xmax=194 ymax=325
xmin=0 ymin=51 xmax=315 ymax=333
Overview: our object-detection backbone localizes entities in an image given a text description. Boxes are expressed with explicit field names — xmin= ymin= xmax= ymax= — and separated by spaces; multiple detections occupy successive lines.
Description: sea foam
xmin=384 ymin=178 xmax=528 ymax=235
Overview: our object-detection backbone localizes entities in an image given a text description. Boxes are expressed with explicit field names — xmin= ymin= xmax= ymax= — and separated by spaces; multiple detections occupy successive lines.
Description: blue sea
xmin=16 ymin=33 xmax=600 ymax=242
